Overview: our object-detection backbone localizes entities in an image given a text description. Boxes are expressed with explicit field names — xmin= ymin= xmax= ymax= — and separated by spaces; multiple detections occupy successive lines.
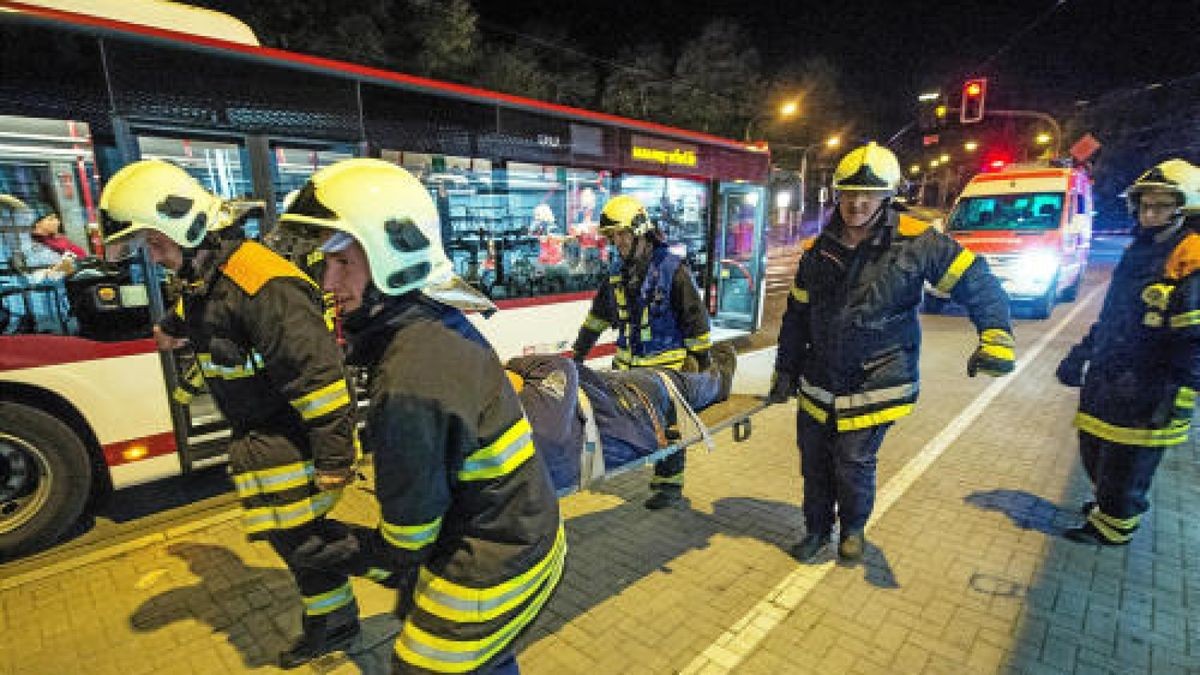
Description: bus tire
xmin=0 ymin=402 xmax=93 ymax=559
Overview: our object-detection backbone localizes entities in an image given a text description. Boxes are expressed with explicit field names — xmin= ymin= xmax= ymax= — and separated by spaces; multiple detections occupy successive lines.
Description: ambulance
xmin=932 ymin=163 xmax=1093 ymax=318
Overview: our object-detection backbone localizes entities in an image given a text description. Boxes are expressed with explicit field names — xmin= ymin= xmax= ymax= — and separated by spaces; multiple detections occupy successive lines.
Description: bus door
xmin=132 ymin=132 xmax=357 ymax=470
xmin=712 ymin=182 xmax=767 ymax=333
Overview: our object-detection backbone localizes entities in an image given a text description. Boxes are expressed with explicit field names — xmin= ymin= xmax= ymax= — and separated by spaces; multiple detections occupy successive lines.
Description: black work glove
xmin=968 ymin=329 xmax=1016 ymax=378
xmin=691 ymin=350 xmax=712 ymax=371
xmin=1055 ymin=355 xmax=1086 ymax=387
xmin=767 ymin=370 xmax=796 ymax=404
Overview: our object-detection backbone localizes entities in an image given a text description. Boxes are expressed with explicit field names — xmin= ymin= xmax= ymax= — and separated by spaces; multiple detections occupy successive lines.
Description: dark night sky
xmin=478 ymin=0 xmax=1200 ymax=137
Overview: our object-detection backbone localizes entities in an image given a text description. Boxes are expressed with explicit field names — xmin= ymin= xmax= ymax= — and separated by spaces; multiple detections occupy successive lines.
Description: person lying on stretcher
xmin=505 ymin=342 xmax=737 ymax=493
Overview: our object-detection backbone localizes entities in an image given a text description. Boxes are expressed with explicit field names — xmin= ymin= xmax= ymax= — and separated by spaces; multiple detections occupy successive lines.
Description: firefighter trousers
xmin=1079 ymin=431 xmax=1165 ymax=530
xmin=266 ymin=517 xmax=362 ymax=628
xmin=796 ymin=413 xmax=892 ymax=537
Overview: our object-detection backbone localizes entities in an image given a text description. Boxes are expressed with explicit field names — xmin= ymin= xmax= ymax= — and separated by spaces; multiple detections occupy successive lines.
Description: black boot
xmin=644 ymin=485 xmax=684 ymax=510
xmin=1063 ymin=522 xmax=1127 ymax=547
xmin=789 ymin=533 xmax=831 ymax=563
xmin=838 ymin=530 xmax=865 ymax=562
xmin=279 ymin=615 xmax=361 ymax=669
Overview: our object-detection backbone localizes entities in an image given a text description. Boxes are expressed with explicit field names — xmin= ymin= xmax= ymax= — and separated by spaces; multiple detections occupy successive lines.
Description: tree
xmin=669 ymin=20 xmax=764 ymax=137
xmin=477 ymin=43 xmax=555 ymax=101
xmin=601 ymin=46 xmax=672 ymax=122
xmin=404 ymin=0 xmax=480 ymax=81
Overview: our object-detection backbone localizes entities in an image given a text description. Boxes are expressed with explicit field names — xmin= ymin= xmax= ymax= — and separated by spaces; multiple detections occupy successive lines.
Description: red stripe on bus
xmin=0 ymin=1 xmax=763 ymax=154
xmin=102 ymin=431 xmax=177 ymax=467
xmin=555 ymin=342 xmax=617 ymax=360
xmin=971 ymin=170 xmax=1069 ymax=182
xmin=494 ymin=291 xmax=596 ymax=310
xmin=0 ymin=336 xmax=157 ymax=372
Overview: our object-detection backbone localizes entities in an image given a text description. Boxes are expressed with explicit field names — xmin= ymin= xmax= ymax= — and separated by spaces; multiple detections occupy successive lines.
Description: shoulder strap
xmin=1165 ymin=232 xmax=1200 ymax=281
xmin=221 ymin=241 xmax=315 ymax=296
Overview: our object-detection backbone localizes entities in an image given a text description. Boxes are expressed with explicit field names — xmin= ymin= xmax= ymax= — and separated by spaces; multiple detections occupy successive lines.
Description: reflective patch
xmin=458 ymin=418 xmax=534 ymax=481
xmin=303 ymin=581 xmax=355 ymax=616
xmin=1169 ymin=309 xmax=1200 ymax=329
xmin=836 ymin=403 xmax=914 ymax=431
xmin=934 ymin=249 xmax=976 ymax=294
xmin=289 ymin=380 xmax=351 ymax=421
xmin=1074 ymin=412 xmax=1190 ymax=447
xmin=241 ymin=489 xmax=340 ymax=534
xmin=790 ymin=285 xmax=809 ymax=303
xmin=381 ymin=516 xmax=442 ymax=551
xmin=232 ymin=460 xmax=315 ymax=497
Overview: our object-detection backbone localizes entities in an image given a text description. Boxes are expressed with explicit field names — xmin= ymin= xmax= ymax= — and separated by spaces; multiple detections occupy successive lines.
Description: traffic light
xmin=960 ymin=78 xmax=988 ymax=124
xmin=916 ymin=92 xmax=943 ymax=132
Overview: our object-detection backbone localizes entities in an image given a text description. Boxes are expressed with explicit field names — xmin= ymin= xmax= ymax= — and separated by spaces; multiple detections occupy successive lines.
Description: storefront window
xmin=382 ymin=151 xmax=614 ymax=300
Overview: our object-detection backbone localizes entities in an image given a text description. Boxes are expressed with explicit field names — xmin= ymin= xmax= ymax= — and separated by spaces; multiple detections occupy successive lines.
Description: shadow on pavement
xmin=130 ymin=542 xmax=297 ymax=669
xmin=519 ymin=491 xmax=901 ymax=649
xmin=963 ymin=488 xmax=1072 ymax=536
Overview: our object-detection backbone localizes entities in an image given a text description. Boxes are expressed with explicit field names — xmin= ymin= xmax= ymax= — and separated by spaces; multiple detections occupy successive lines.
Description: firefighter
xmin=1057 ymin=159 xmax=1200 ymax=546
xmin=769 ymin=142 xmax=1014 ymax=563
xmin=99 ymin=160 xmax=363 ymax=668
xmin=280 ymin=159 xmax=565 ymax=675
xmin=571 ymin=195 xmax=712 ymax=509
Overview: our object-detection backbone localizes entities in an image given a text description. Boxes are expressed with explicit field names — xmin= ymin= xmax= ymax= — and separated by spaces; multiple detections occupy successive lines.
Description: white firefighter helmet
xmin=279 ymin=158 xmax=494 ymax=311
xmin=1124 ymin=159 xmax=1200 ymax=214
xmin=99 ymin=159 xmax=223 ymax=247
xmin=598 ymin=195 xmax=653 ymax=236
xmin=832 ymin=142 xmax=903 ymax=195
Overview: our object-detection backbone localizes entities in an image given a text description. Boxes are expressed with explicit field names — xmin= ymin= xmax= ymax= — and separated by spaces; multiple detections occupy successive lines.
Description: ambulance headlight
xmin=1016 ymin=250 xmax=1059 ymax=288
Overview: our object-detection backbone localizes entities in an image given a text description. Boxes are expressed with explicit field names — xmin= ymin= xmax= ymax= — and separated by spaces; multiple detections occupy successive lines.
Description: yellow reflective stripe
xmin=615 ymin=347 xmax=688 ymax=369
xmin=365 ymin=567 xmax=393 ymax=582
xmin=650 ymin=471 xmax=684 ymax=487
xmin=1074 ymin=412 xmax=1191 ymax=447
xmin=1169 ymin=309 xmax=1200 ymax=328
xmin=1086 ymin=511 xmax=1135 ymax=543
xmin=980 ymin=328 xmax=1015 ymax=348
xmin=1176 ymin=387 xmax=1196 ymax=410
xmin=685 ymin=333 xmax=712 ymax=350
xmin=397 ymin=527 xmax=565 ymax=673
xmin=935 ymin=249 xmax=976 ymax=294
xmin=1090 ymin=508 xmax=1140 ymax=530
xmin=458 ymin=418 xmax=534 ymax=481
xmin=798 ymin=394 xmax=829 ymax=423
xmin=196 ymin=352 xmax=265 ymax=380
xmin=381 ymin=516 xmax=442 ymax=551
xmin=173 ymin=298 xmax=185 ymax=320
xmin=232 ymin=460 xmax=315 ymax=497
xmin=302 ymin=581 xmax=355 ymax=616
xmin=980 ymin=344 xmax=1015 ymax=361
xmin=241 ymin=489 xmax=340 ymax=534
xmin=172 ymin=388 xmax=193 ymax=405
xmin=290 ymin=380 xmax=351 ymax=421
xmin=582 ymin=313 xmax=609 ymax=332
xmin=414 ymin=525 xmax=566 ymax=623
xmin=790 ymin=285 xmax=809 ymax=303
xmin=836 ymin=403 xmax=914 ymax=431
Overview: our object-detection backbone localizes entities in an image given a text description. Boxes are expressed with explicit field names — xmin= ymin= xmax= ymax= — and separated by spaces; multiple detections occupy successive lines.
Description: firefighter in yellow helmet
xmin=1057 ymin=159 xmax=1200 ymax=546
xmin=99 ymin=159 xmax=364 ymax=668
xmin=770 ymin=142 xmax=1013 ymax=562
xmin=571 ymin=194 xmax=713 ymax=509
xmin=280 ymin=159 xmax=564 ymax=675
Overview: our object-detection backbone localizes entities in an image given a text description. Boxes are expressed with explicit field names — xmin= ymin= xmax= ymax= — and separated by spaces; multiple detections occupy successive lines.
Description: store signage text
xmin=631 ymin=145 xmax=698 ymax=167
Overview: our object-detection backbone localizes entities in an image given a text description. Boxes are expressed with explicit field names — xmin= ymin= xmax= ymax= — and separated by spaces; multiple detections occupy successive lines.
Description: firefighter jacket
xmin=775 ymin=207 xmax=1011 ymax=431
xmin=1065 ymin=222 xmax=1200 ymax=446
xmin=344 ymin=294 xmax=565 ymax=674
xmin=575 ymin=243 xmax=711 ymax=369
xmin=165 ymin=239 xmax=356 ymax=536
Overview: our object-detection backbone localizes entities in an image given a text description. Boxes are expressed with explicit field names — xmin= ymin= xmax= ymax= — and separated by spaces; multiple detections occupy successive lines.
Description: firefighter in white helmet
xmin=280 ymin=159 xmax=564 ymax=675
xmin=770 ymin=142 xmax=1013 ymax=563
xmin=571 ymin=194 xmax=714 ymax=509
xmin=99 ymin=159 xmax=364 ymax=668
xmin=1057 ymin=159 xmax=1200 ymax=546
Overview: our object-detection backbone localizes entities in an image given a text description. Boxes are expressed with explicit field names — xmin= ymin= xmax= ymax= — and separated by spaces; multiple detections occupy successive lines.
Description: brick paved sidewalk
xmin=1 ymin=306 xmax=1197 ymax=674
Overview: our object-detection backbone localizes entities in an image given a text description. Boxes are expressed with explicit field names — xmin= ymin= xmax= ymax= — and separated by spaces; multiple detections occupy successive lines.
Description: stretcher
xmin=552 ymin=399 xmax=772 ymax=498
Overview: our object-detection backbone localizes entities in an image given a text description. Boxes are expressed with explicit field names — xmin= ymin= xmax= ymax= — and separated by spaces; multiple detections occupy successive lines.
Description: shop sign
xmin=630 ymin=135 xmax=698 ymax=167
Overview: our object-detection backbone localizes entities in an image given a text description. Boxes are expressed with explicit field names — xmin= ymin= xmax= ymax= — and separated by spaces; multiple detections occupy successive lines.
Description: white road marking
xmin=681 ymin=286 xmax=1105 ymax=674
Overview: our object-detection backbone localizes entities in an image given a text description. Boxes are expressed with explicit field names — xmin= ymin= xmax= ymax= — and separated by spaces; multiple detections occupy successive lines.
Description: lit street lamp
xmin=909 ymin=164 xmax=921 ymax=175
xmin=743 ymin=99 xmax=800 ymax=141
xmin=964 ymin=141 xmax=979 ymax=152
xmin=1035 ymin=132 xmax=1052 ymax=145
xmin=825 ymin=136 xmax=841 ymax=149
xmin=939 ymin=153 xmax=950 ymax=163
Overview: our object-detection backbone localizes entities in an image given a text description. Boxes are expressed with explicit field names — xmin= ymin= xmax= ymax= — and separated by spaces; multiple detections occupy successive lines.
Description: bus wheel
xmin=0 ymin=402 xmax=92 ymax=558
xmin=1060 ymin=269 xmax=1083 ymax=303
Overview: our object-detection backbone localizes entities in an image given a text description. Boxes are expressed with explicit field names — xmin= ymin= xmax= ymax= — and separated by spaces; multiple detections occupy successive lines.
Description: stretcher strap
xmin=654 ymin=371 xmax=714 ymax=453
xmin=576 ymin=387 xmax=605 ymax=486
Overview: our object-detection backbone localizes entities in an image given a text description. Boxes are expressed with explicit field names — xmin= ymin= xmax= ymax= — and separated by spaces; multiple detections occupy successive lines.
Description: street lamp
xmin=909 ymin=164 xmax=921 ymax=175
xmin=825 ymin=136 xmax=841 ymax=149
xmin=964 ymin=141 xmax=979 ymax=152
xmin=939 ymin=153 xmax=950 ymax=163
xmin=743 ymin=99 xmax=800 ymax=142
xmin=1035 ymin=132 xmax=1052 ymax=145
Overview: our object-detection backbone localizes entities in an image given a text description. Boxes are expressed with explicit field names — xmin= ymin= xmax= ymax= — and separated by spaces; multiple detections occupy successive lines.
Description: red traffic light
xmin=960 ymin=78 xmax=988 ymax=124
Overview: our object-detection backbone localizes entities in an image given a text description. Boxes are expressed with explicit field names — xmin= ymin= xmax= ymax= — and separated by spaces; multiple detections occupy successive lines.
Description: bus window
xmin=619 ymin=174 xmax=710 ymax=288
xmin=0 ymin=115 xmax=102 ymax=336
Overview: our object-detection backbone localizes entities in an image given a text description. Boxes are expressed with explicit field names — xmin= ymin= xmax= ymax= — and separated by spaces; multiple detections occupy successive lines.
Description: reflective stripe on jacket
xmin=353 ymin=297 xmax=564 ymax=674
xmin=1073 ymin=225 xmax=1200 ymax=446
xmin=776 ymin=208 xmax=1011 ymax=431
xmin=175 ymin=240 xmax=356 ymax=534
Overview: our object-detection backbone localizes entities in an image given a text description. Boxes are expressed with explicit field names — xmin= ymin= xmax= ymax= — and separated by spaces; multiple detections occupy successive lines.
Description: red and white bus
xmin=0 ymin=0 xmax=770 ymax=556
